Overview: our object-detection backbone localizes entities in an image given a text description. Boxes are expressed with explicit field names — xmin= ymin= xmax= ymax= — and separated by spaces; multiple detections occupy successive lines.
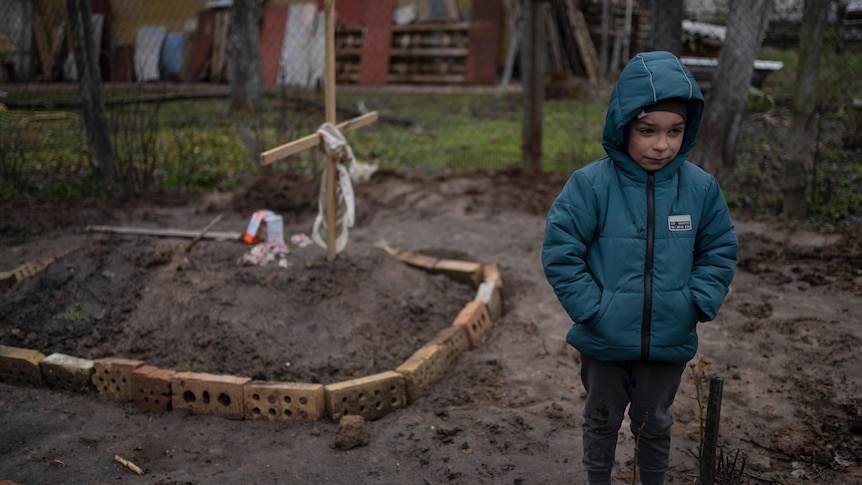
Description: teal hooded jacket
xmin=542 ymin=51 xmax=738 ymax=364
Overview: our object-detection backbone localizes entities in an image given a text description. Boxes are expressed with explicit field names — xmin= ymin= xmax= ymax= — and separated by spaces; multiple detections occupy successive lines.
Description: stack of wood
xmin=543 ymin=0 xmax=601 ymax=82
xmin=580 ymin=0 xmax=651 ymax=76
xmin=543 ymin=0 xmax=650 ymax=85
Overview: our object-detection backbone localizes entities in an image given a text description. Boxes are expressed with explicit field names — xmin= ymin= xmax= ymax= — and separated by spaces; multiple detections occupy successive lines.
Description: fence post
xmin=700 ymin=376 xmax=724 ymax=485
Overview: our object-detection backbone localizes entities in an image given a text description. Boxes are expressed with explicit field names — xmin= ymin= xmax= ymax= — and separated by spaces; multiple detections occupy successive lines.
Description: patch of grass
xmin=760 ymin=44 xmax=862 ymax=104
xmin=340 ymin=91 xmax=607 ymax=174
xmin=60 ymin=305 xmax=85 ymax=324
xmin=3 ymin=88 xmax=607 ymax=195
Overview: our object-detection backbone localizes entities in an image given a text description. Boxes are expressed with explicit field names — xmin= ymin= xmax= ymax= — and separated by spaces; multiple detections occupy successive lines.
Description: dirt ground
xmin=1 ymin=167 xmax=861 ymax=485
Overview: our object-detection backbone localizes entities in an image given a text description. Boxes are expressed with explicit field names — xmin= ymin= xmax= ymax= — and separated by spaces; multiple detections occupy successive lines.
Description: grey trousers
xmin=580 ymin=354 xmax=686 ymax=485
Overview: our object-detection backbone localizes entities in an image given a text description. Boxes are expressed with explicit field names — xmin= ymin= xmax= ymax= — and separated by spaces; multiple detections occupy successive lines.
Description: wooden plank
xmin=210 ymin=9 xmax=230 ymax=82
xmin=337 ymin=47 xmax=363 ymax=56
xmin=392 ymin=22 xmax=471 ymax=32
xmin=31 ymin=9 xmax=54 ymax=81
xmin=465 ymin=0 xmax=502 ymax=85
xmin=324 ymin=0 xmax=337 ymax=260
xmin=317 ymin=0 xmax=366 ymax=26
xmin=186 ymin=214 xmax=223 ymax=252
xmin=544 ymin=3 xmax=564 ymax=71
xmin=442 ymin=0 xmax=460 ymax=21
xmin=386 ymin=73 xmax=465 ymax=83
xmin=260 ymin=111 xmax=379 ymax=166
xmin=260 ymin=6 xmax=288 ymax=86
xmin=358 ymin=0 xmax=394 ymax=85
xmin=568 ymin=3 xmax=600 ymax=82
xmin=183 ymin=9 xmax=215 ymax=82
xmin=86 ymin=225 xmax=241 ymax=240
xmin=389 ymin=47 xmax=468 ymax=57
xmin=90 ymin=0 xmax=112 ymax=81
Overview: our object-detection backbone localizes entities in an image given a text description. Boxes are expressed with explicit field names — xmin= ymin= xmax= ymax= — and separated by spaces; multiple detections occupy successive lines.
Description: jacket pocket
xmin=583 ymin=289 xmax=614 ymax=331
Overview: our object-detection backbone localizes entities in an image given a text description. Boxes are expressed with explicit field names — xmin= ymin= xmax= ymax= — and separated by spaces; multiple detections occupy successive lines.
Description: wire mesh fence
xmin=1 ymin=0 xmax=860 ymax=220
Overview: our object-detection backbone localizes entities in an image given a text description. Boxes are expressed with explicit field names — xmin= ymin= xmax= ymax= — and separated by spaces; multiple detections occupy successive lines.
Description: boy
xmin=542 ymin=51 xmax=738 ymax=485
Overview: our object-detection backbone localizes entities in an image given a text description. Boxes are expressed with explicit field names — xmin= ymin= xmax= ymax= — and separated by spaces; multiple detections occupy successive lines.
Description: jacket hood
xmin=602 ymin=51 xmax=704 ymax=181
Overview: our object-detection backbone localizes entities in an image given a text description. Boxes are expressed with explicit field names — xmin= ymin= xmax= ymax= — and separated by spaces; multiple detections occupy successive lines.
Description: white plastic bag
xmin=311 ymin=122 xmax=357 ymax=254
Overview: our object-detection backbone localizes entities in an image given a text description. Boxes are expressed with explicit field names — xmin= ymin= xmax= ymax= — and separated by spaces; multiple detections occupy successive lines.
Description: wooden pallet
xmin=387 ymin=22 xmax=470 ymax=84
xmin=336 ymin=21 xmax=472 ymax=85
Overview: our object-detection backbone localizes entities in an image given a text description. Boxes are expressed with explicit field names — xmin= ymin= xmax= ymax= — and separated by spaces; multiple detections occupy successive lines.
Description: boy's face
xmin=627 ymin=111 xmax=686 ymax=172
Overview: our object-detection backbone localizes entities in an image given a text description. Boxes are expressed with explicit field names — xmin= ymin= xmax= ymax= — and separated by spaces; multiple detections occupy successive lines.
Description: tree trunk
xmin=782 ymin=0 xmax=828 ymax=219
xmin=67 ymin=0 xmax=116 ymax=193
xmin=690 ymin=0 xmax=772 ymax=181
xmin=228 ymin=0 xmax=263 ymax=112
xmin=650 ymin=0 xmax=683 ymax=55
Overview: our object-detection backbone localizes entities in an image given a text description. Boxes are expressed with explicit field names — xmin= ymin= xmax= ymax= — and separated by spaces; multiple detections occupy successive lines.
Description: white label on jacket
xmin=668 ymin=215 xmax=692 ymax=231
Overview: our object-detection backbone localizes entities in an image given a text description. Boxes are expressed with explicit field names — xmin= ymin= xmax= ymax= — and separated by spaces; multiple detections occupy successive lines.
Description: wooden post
xmin=521 ymin=0 xmax=544 ymax=175
xmin=699 ymin=376 xmax=724 ymax=485
xmin=324 ymin=0 xmax=337 ymax=260
xmin=600 ymin=0 xmax=610 ymax=79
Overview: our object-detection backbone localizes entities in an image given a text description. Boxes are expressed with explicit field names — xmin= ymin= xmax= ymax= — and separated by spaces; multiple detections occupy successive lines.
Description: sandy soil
xmin=1 ymin=168 xmax=861 ymax=485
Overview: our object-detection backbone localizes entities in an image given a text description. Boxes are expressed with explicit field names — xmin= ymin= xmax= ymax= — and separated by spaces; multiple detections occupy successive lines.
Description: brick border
xmin=0 ymin=251 xmax=503 ymax=423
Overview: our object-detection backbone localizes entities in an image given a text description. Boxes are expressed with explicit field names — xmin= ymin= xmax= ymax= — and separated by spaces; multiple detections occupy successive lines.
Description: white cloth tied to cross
xmin=311 ymin=122 xmax=357 ymax=254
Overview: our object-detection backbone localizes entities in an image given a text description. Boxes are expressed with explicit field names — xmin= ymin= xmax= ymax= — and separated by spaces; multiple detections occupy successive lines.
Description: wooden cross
xmin=259 ymin=0 xmax=378 ymax=260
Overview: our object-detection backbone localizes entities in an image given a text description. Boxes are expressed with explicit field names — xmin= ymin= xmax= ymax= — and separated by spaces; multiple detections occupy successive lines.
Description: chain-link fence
xmin=1 ymin=0 xmax=861 ymax=219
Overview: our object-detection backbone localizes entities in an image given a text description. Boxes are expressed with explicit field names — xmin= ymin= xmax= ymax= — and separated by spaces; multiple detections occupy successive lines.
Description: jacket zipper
xmin=642 ymin=172 xmax=655 ymax=360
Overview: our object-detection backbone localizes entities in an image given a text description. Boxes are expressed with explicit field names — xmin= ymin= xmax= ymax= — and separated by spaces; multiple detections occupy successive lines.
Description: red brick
xmin=171 ymin=372 xmax=250 ymax=420
xmin=132 ymin=365 xmax=176 ymax=412
xmin=92 ymin=358 xmax=145 ymax=400
xmin=452 ymin=300 xmax=492 ymax=349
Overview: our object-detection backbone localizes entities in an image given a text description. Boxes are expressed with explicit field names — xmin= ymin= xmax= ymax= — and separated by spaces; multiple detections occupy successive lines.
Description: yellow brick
xmin=0 ymin=345 xmax=46 ymax=387
xmin=325 ymin=371 xmax=406 ymax=422
xmin=396 ymin=344 xmax=448 ymax=404
xmin=244 ymin=381 xmax=326 ymax=422
xmin=434 ymin=259 xmax=483 ymax=287
xmin=452 ymin=300 xmax=492 ymax=349
xmin=428 ymin=325 xmax=471 ymax=369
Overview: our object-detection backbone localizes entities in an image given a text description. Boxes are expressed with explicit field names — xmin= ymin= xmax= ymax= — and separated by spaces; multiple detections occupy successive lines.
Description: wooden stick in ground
xmin=699 ymin=376 xmax=724 ymax=484
xmin=324 ymin=0 xmax=337 ymax=260
xmin=114 ymin=454 xmax=144 ymax=475
xmin=186 ymin=214 xmax=223 ymax=252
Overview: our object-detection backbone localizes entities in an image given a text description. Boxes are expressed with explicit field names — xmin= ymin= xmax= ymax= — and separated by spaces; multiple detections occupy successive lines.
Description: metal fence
xmin=1 ymin=1 xmax=860 ymax=216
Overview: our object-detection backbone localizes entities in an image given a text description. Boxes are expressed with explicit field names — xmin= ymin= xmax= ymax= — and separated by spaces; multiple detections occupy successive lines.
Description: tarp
xmin=135 ymin=25 xmax=166 ymax=82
